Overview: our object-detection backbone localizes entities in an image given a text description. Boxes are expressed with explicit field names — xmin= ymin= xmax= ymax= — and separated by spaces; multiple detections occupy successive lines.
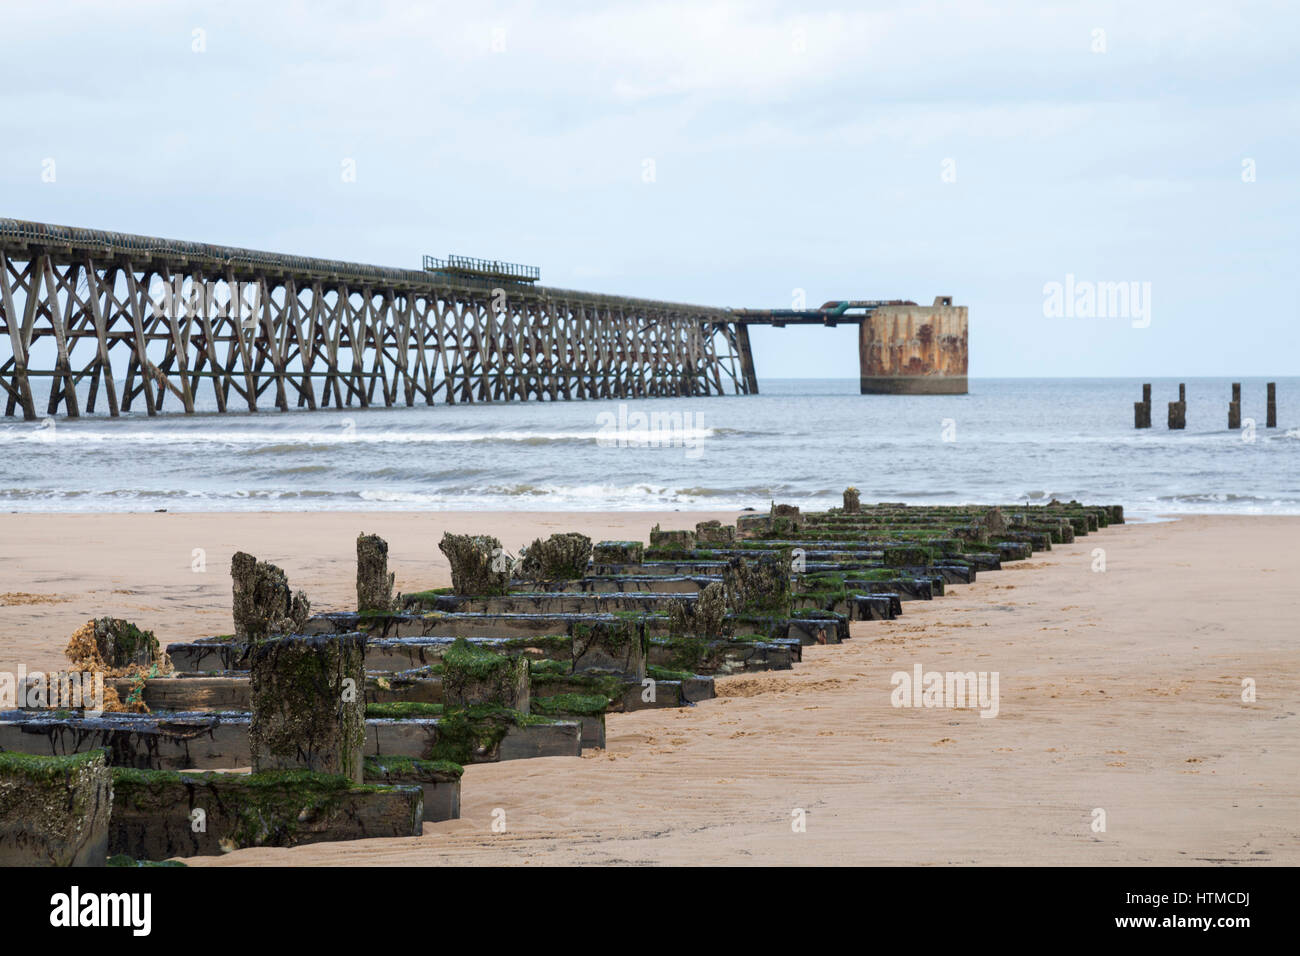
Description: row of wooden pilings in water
xmin=1134 ymin=382 xmax=1278 ymax=430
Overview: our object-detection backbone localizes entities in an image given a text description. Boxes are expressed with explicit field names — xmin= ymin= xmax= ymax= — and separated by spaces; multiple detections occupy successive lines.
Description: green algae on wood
xmin=108 ymin=766 xmax=421 ymax=858
xmin=249 ymin=632 xmax=367 ymax=784
xmin=367 ymin=701 xmax=445 ymax=719
xmin=441 ymin=638 xmax=530 ymax=711
xmin=363 ymin=755 xmax=463 ymax=780
xmin=0 ymin=748 xmax=112 ymax=867
xmin=529 ymin=693 xmax=610 ymax=717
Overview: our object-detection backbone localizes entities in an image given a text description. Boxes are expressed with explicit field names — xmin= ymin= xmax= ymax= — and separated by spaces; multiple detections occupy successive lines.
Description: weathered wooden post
xmin=695 ymin=520 xmax=736 ymax=545
xmin=1267 ymin=382 xmax=1277 ymax=428
xmin=1228 ymin=382 xmax=1242 ymax=430
xmin=843 ymin=486 xmax=861 ymax=512
xmin=231 ymin=551 xmax=310 ymax=641
xmin=649 ymin=526 xmax=696 ymax=550
xmin=1134 ymin=383 xmax=1152 ymax=428
xmin=438 ymin=533 xmax=510 ymax=595
xmin=249 ymin=633 xmax=367 ymax=783
xmin=356 ymin=533 xmax=394 ymax=612
xmin=1168 ymin=383 xmax=1186 ymax=430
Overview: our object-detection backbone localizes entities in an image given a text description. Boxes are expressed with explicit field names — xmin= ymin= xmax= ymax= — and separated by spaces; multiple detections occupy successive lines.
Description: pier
xmin=0 ymin=218 xmax=968 ymax=419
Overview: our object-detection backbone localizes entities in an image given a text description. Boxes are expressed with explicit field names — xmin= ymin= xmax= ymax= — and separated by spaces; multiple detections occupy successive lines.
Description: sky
xmin=1 ymin=0 xmax=1296 ymax=379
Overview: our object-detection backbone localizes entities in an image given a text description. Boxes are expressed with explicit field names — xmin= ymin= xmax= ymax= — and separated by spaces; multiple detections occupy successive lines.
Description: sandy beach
xmin=1 ymin=511 xmax=1296 ymax=866
xmin=0 ymin=510 xmax=738 ymax=675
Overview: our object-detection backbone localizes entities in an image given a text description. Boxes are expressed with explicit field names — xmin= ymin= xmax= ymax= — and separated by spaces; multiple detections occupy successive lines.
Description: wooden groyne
xmin=0 ymin=498 xmax=1119 ymax=864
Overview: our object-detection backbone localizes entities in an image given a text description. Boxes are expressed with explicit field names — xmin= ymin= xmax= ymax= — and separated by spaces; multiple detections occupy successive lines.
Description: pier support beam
xmin=1267 ymin=382 xmax=1277 ymax=428
xmin=0 ymin=250 xmax=38 ymax=420
xmin=734 ymin=323 xmax=759 ymax=394
xmin=1228 ymin=382 xmax=1241 ymax=430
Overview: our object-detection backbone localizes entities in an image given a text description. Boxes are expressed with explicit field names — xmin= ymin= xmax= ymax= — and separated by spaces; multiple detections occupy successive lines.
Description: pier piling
xmin=357 ymin=534 xmax=395 ymax=613
xmin=1267 ymin=382 xmax=1277 ymax=428
xmin=1134 ymin=383 xmax=1152 ymax=428
xmin=1229 ymin=382 xmax=1242 ymax=430
xmin=1168 ymin=383 xmax=1187 ymax=430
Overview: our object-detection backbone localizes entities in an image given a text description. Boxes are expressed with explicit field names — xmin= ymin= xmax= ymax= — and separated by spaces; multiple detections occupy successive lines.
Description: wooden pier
xmin=0 ymin=218 xmax=756 ymax=419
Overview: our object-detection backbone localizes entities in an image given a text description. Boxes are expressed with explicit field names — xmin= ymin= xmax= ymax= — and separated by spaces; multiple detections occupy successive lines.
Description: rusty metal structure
xmin=857 ymin=297 xmax=968 ymax=395
xmin=733 ymin=297 xmax=969 ymax=395
xmin=0 ymin=218 xmax=966 ymax=419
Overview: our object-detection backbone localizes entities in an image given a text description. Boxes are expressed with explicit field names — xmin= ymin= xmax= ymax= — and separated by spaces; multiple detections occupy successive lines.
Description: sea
xmin=0 ymin=377 xmax=1295 ymax=518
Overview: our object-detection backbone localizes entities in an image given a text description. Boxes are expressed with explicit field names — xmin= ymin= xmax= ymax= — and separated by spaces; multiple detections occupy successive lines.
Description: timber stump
xmin=249 ymin=633 xmax=367 ymax=784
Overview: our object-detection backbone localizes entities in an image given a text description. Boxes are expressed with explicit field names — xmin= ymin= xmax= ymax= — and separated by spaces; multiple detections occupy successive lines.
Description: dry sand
xmin=0 ymin=510 xmax=738 ymax=674
xmin=0 ymin=511 xmax=1295 ymax=865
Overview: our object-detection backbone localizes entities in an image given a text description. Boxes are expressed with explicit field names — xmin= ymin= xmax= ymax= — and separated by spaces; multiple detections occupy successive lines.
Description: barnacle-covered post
xmin=357 ymin=533 xmax=395 ymax=612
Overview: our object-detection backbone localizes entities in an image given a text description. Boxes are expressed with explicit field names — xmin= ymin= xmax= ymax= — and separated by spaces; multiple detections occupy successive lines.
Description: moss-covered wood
xmin=108 ymin=767 xmax=421 ymax=859
xmin=441 ymin=638 xmax=530 ymax=711
xmin=723 ymin=554 xmax=791 ymax=615
xmin=529 ymin=693 xmax=610 ymax=717
xmin=666 ymin=581 xmax=729 ymax=647
xmin=0 ymin=749 xmax=112 ymax=867
xmin=363 ymin=754 xmax=463 ymax=781
xmin=367 ymin=701 xmax=444 ymax=719
xmin=249 ymin=633 xmax=366 ymax=783
xmin=882 ymin=546 xmax=932 ymax=568
xmin=529 ymin=664 xmax=626 ymax=704
xmin=421 ymin=705 xmax=540 ymax=763
xmin=363 ymin=755 xmax=462 ymax=822
xmin=65 ymin=618 xmax=162 ymax=672
xmin=570 ymin=616 xmax=647 ymax=678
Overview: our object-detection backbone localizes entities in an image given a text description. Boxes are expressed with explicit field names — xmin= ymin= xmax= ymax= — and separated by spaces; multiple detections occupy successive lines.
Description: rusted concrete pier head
xmin=858 ymin=297 xmax=968 ymax=394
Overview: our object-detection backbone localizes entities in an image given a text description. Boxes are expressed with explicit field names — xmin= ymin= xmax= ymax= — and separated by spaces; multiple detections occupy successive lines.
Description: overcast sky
xmin=2 ymin=0 xmax=1296 ymax=378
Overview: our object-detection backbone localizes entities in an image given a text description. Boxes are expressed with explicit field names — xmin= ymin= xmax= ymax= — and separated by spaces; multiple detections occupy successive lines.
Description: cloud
xmin=1 ymin=0 xmax=1296 ymax=375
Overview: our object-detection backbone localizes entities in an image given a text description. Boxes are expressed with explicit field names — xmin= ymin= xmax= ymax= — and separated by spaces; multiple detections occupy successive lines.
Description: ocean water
xmin=0 ymin=378 xmax=1295 ymax=516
